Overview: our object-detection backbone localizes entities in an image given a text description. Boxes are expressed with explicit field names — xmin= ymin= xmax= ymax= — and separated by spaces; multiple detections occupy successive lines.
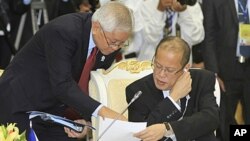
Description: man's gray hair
xmin=92 ymin=1 xmax=134 ymax=33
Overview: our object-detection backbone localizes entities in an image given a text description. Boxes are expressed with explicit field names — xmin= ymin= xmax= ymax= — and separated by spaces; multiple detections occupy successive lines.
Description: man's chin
xmin=155 ymin=83 xmax=168 ymax=90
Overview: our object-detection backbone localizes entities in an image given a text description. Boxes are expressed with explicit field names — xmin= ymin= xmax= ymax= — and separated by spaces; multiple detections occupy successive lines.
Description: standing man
xmin=126 ymin=36 xmax=219 ymax=141
xmin=0 ymin=1 xmax=133 ymax=141
xmin=0 ymin=0 xmax=14 ymax=69
xmin=122 ymin=0 xmax=204 ymax=61
xmin=202 ymin=0 xmax=250 ymax=140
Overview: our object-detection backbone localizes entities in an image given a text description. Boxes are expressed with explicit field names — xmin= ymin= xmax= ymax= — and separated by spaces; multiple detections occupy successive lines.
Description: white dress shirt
xmin=123 ymin=0 xmax=204 ymax=61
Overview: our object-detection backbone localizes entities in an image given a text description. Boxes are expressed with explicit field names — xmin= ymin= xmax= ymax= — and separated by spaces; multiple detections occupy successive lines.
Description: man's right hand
xmin=216 ymin=75 xmax=226 ymax=92
xmin=98 ymin=106 xmax=127 ymax=121
xmin=170 ymin=71 xmax=192 ymax=101
xmin=171 ymin=0 xmax=187 ymax=12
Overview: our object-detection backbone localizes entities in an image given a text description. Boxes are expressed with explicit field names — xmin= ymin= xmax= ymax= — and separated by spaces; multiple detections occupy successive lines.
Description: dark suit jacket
xmin=0 ymin=12 xmax=118 ymax=131
xmin=126 ymin=69 xmax=219 ymax=141
xmin=202 ymin=0 xmax=250 ymax=80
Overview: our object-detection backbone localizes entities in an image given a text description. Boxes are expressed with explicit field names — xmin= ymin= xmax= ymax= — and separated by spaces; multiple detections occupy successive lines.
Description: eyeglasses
xmin=99 ymin=23 xmax=129 ymax=49
xmin=151 ymin=58 xmax=184 ymax=76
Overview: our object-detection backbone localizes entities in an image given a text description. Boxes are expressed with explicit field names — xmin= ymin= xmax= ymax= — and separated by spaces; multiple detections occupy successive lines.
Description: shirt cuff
xmin=92 ymin=104 xmax=104 ymax=118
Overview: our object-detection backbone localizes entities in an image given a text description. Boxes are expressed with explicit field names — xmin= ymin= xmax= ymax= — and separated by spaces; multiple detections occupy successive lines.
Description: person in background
xmin=13 ymin=0 xmax=89 ymax=50
xmin=202 ymin=0 xmax=250 ymax=140
xmin=0 ymin=1 xmax=133 ymax=141
xmin=122 ymin=0 xmax=204 ymax=62
xmin=0 ymin=0 xmax=13 ymax=69
xmin=76 ymin=0 xmax=92 ymax=13
xmin=126 ymin=36 xmax=219 ymax=141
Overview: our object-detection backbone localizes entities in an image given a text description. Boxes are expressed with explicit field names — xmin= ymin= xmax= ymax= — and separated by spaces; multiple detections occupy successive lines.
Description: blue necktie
xmin=166 ymin=10 xmax=174 ymax=35
xmin=238 ymin=0 xmax=249 ymax=23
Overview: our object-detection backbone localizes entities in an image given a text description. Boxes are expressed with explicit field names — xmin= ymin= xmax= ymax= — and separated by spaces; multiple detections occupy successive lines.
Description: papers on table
xmin=97 ymin=118 xmax=147 ymax=141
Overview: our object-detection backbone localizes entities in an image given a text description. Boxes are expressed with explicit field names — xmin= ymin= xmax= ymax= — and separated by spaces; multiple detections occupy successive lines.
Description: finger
xmin=67 ymin=130 xmax=75 ymax=137
xmin=64 ymin=127 xmax=70 ymax=133
xmin=137 ymin=131 xmax=154 ymax=140
xmin=75 ymin=119 xmax=87 ymax=124
xmin=134 ymin=129 xmax=148 ymax=138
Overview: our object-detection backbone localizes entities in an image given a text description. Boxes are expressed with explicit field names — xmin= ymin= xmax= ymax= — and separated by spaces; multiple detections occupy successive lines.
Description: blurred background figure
xmin=0 ymin=0 xmax=100 ymax=69
xmin=75 ymin=0 xmax=92 ymax=12
xmin=121 ymin=0 xmax=204 ymax=63
xmin=191 ymin=0 xmax=204 ymax=69
xmin=0 ymin=0 xmax=28 ymax=69
xmin=202 ymin=0 xmax=250 ymax=141
xmin=0 ymin=0 xmax=12 ymax=69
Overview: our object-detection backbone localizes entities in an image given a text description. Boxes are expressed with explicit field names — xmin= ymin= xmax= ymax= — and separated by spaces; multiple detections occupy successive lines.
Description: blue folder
xmin=28 ymin=111 xmax=95 ymax=133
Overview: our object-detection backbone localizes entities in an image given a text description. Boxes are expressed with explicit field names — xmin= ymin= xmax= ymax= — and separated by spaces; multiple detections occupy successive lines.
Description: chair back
xmin=89 ymin=64 xmax=221 ymax=140
xmin=89 ymin=59 xmax=153 ymax=140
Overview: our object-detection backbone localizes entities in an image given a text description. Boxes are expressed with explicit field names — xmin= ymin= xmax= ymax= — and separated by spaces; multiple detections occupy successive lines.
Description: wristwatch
xmin=164 ymin=122 xmax=171 ymax=131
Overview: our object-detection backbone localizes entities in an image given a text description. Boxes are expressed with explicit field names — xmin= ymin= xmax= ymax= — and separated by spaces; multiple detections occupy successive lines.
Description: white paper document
xmin=98 ymin=118 xmax=147 ymax=141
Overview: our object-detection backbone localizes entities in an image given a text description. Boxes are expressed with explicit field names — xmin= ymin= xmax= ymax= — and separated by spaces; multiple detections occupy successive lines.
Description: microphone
xmin=97 ymin=90 xmax=142 ymax=141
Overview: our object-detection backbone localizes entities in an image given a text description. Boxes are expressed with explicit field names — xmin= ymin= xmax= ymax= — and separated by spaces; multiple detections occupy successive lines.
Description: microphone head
xmin=128 ymin=91 xmax=143 ymax=106
xmin=131 ymin=91 xmax=142 ymax=102
xmin=134 ymin=91 xmax=142 ymax=99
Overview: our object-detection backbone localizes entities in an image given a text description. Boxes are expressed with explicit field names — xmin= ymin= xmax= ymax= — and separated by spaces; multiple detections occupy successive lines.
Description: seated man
xmin=126 ymin=36 xmax=219 ymax=141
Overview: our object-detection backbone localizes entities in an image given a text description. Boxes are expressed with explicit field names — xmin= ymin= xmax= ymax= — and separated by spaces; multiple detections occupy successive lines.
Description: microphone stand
xmin=97 ymin=91 xmax=142 ymax=141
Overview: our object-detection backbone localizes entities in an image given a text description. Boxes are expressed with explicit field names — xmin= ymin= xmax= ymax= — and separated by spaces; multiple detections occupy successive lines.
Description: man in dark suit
xmin=126 ymin=36 xmax=219 ymax=141
xmin=0 ymin=1 xmax=133 ymax=141
xmin=202 ymin=0 xmax=250 ymax=140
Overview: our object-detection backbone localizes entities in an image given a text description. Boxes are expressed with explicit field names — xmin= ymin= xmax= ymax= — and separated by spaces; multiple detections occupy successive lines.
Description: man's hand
xmin=98 ymin=106 xmax=127 ymax=121
xmin=134 ymin=124 xmax=166 ymax=141
xmin=64 ymin=119 xmax=89 ymax=139
xmin=158 ymin=0 xmax=173 ymax=11
xmin=171 ymin=0 xmax=187 ymax=12
xmin=158 ymin=0 xmax=186 ymax=12
xmin=216 ymin=75 xmax=226 ymax=92
xmin=170 ymin=71 xmax=192 ymax=101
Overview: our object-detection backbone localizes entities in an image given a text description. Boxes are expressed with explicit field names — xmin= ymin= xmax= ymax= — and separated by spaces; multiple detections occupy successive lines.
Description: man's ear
xmin=92 ymin=21 xmax=100 ymax=34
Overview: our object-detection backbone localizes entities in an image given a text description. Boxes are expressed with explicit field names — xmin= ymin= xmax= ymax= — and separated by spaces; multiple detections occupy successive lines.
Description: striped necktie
xmin=166 ymin=10 xmax=174 ymax=35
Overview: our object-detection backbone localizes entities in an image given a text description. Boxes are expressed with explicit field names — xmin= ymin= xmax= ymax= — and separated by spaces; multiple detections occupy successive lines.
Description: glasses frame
xmin=151 ymin=57 xmax=184 ymax=76
xmin=99 ymin=23 xmax=129 ymax=49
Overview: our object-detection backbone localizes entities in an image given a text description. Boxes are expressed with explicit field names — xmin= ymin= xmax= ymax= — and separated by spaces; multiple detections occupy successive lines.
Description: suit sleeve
xmin=170 ymin=72 xmax=219 ymax=141
xmin=202 ymin=0 xmax=219 ymax=73
xmin=41 ymin=22 xmax=100 ymax=118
